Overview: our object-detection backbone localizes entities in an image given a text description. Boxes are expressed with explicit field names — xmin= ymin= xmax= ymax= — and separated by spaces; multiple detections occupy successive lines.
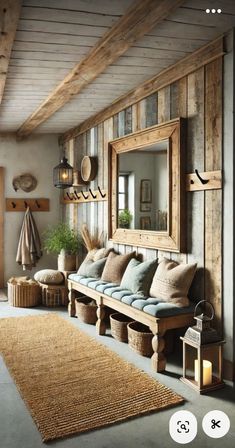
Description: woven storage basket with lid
xmin=127 ymin=321 xmax=153 ymax=357
xmin=110 ymin=313 xmax=133 ymax=342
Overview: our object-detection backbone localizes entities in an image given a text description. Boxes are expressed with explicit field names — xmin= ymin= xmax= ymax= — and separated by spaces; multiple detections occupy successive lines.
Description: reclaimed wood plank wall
xmin=64 ymin=57 xmax=222 ymax=332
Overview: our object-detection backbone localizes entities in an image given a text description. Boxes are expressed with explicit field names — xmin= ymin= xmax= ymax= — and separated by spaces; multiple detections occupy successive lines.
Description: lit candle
xmin=194 ymin=359 xmax=212 ymax=385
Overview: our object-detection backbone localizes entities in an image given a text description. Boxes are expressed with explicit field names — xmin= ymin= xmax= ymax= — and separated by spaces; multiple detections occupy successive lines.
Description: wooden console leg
xmin=96 ymin=303 xmax=106 ymax=335
xmin=68 ymin=287 xmax=76 ymax=317
xmin=151 ymin=329 xmax=166 ymax=373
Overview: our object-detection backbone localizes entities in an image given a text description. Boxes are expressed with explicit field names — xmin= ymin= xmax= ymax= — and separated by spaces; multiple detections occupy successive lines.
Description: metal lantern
xmin=180 ymin=300 xmax=225 ymax=394
xmin=53 ymin=156 xmax=73 ymax=189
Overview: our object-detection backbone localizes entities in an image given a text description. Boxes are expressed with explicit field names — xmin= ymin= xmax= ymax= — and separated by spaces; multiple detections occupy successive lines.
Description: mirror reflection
xmin=118 ymin=140 xmax=168 ymax=231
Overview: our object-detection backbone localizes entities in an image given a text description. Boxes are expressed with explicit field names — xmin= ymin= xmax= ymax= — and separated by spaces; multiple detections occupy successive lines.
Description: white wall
xmin=0 ymin=134 xmax=61 ymax=283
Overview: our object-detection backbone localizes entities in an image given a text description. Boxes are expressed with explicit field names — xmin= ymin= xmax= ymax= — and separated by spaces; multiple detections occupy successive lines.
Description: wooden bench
xmin=68 ymin=278 xmax=194 ymax=372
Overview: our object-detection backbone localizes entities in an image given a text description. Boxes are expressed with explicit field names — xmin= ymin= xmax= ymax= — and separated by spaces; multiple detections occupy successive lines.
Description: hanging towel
xmin=16 ymin=207 xmax=42 ymax=270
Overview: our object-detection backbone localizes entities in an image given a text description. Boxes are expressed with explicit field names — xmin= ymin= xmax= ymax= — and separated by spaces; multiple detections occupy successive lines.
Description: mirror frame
xmin=108 ymin=118 xmax=186 ymax=252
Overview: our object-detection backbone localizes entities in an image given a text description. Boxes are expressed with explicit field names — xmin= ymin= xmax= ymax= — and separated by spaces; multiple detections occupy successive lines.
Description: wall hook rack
xmin=98 ymin=186 xmax=106 ymax=198
xmin=194 ymin=169 xmax=209 ymax=185
xmin=89 ymin=188 xmax=97 ymax=199
xmin=66 ymin=192 xmax=74 ymax=201
xmin=186 ymin=170 xmax=222 ymax=192
xmin=81 ymin=190 xmax=89 ymax=200
xmin=74 ymin=190 xmax=80 ymax=200
xmin=6 ymin=198 xmax=50 ymax=212
xmin=62 ymin=188 xmax=107 ymax=204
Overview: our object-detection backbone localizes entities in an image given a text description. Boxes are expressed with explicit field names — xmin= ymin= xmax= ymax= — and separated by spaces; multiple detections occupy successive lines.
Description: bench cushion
xmin=68 ymin=274 xmax=194 ymax=318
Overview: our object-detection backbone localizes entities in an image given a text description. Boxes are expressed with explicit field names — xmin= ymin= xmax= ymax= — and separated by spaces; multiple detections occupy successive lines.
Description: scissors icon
xmin=211 ymin=419 xmax=221 ymax=429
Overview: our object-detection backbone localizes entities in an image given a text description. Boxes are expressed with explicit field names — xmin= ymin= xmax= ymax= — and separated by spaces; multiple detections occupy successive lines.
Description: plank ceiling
xmin=0 ymin=0 xmax=235 ymax=134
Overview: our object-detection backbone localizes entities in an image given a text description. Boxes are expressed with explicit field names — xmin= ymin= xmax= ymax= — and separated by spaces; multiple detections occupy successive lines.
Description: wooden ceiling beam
xmin=0 ymin=0 xmax=22 ymax=104
xmin=16 ymin=0 xmax=185 ymax=138
xmin=61 ymin=36 xmax=224 ymax=143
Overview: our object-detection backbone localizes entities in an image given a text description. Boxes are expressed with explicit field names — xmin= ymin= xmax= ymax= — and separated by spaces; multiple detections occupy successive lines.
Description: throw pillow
xmin=101 ymin=251 xmax=136 ymax=284
xmin=77 ymin=257 xmax=107 ymax=278
xmin=34 ymin=269 xmax=64 ymax=285
xmin=149 ymin=258 xmax=197 ymax=307
xmin=85 ymin=247 xmax=112 ymax=262
xmin=120 ymin=258 xmax=158 ymax=296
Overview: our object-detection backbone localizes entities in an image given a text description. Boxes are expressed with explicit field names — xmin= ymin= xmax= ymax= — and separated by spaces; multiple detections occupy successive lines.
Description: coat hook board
xmin=186 ymin=170 xmax=222 ymax=192
xmin=62 ymin=188 xmax=107 ymax=204
xmin=6 ymin=198 xmax=50 ymax=212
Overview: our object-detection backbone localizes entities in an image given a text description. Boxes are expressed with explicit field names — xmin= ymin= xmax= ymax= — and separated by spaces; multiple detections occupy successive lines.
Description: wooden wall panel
xmin=66 ymin=57 xmax=223 ymax=331
xmin=205 ymin=58 xmax=222 ymax=334
xmin=186 ymin=68 xmax=205 ymax=302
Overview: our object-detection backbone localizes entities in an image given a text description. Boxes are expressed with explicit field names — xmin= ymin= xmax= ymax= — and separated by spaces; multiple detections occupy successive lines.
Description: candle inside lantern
xmin=194 ymin=359 xmax=212 ymax=385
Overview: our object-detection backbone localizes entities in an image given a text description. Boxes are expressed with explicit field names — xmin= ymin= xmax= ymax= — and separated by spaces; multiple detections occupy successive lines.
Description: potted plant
xmin=118 ymin=209 xmax=132 ymax=229
xmin=43 ymin=223 xmax=81 ymax=271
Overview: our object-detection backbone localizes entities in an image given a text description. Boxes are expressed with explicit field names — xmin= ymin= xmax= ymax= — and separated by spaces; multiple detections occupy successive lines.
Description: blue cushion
xmin=111 ymin=289 xmax=133 ymax=301
xmin=87 ymin=279 xmax=107 ymax=289
xmin=96 ymin=282 xmax=117 ymax=293
xmin=121 ymin=294 xmax=146 ymax=305
xmin=79 ymin=277 xmax=97 ymax=286
xmin=68 ymin=274 xmax=85 ymax=282
xmin=69 ymin=273 xmax=194 ymax=318
xmin=140 ymin=301 xmax=195 ymax=317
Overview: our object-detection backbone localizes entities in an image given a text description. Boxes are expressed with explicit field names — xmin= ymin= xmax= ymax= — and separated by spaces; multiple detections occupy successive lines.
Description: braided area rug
xmin=0 ymin=314 xmax=183 ymax=442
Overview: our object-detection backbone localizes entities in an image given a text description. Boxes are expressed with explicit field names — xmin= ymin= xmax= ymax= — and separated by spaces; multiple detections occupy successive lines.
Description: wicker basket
xmin=75 ymin=296 xmax=97 ymax=324
xmin=110 ymin=313 xmax=133 ymax=342
xmin=8 ymin=282 xmax=41 ymax=308
xmin=38 ymin=282 xmax=67 ymax=307
xmin=127 ymin=321 xmax=153 ymax=357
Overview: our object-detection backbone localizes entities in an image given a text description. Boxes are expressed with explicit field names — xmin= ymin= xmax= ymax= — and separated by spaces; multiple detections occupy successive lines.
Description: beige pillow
xmin=34 ymin=269 xmax=64 ymax=285
xmin=149 ymin=258 xmax=197 ymax=307
xmin=85 ymin=247 xmax=112 ymax=262
xmin=101 ymin=251 xmax=136 ymax=284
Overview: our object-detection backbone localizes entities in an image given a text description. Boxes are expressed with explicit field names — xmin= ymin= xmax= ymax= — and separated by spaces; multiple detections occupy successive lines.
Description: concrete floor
xmin=0 ymin=300 xmax=234 ymax=448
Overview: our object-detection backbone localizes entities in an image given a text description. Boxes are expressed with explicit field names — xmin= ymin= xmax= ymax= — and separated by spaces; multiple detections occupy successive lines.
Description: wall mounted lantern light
xmin=53 ymin=156 xmax=73 ymax=189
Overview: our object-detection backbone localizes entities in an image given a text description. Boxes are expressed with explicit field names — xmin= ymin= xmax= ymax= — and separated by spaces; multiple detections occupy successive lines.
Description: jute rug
xmin=0 ymin=314 xmax=183 ymax=442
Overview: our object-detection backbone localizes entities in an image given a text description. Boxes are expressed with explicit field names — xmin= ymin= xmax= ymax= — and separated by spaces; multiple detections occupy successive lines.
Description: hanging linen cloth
xmin=16 ymin=207 xmax=42 ymax=270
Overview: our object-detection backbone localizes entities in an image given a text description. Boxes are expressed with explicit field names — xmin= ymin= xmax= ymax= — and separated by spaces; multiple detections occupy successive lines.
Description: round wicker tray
xmin=81 ymin=156 xmax=98 ymax=182
xmin=110 ymin=313 xmax=133 ymax=342
xmin=127 ymin=321 xmax=153 ymax=357
xmin=75 ymin=296 xmax=97 ymax=324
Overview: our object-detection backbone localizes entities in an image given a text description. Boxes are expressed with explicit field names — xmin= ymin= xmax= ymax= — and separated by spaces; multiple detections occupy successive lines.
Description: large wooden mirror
xmin=108 ymin=118 xmax=186 ymax=252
